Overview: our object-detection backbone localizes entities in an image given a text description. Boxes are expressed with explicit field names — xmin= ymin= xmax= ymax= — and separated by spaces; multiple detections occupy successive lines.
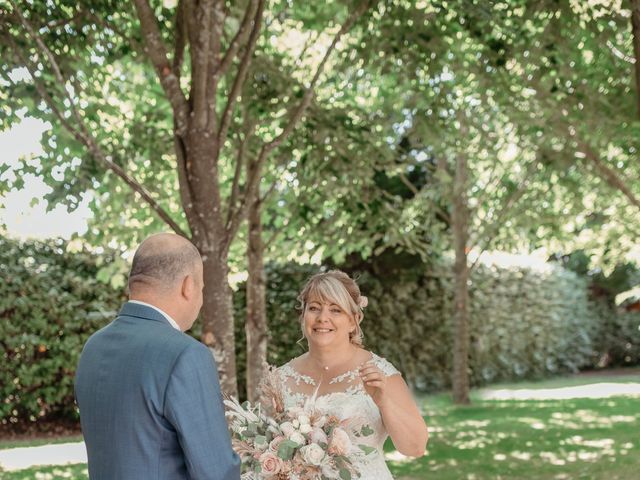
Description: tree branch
xmin=132 ymin=0 xmax=189 ymax=135
xmin=468 ymin=159 xmax=539 ymax=272
xmin=172 ymin=0 xmax=187 ymax=77
xmin=9 ymin=38 xmax=86 ymax=147
xmin=631 ymin=0 xmax=640 ymax=118
xmin=217 ymin=0 xmax=264 ymax=150
xmin=226 ymin=115 xmax=256 ymax=228
xmin=10 ymin=0 xmax=86 ymax=129
xmin=173 ymin=132 xmax=197 ymax=223
xmin=217 ymin=0 xmax=258 ymax=79
xmin=8 ymin=12 xmax=189 ymax=238
xmin=88 ymin=9 xmax=144 ymax=55
xmin=294 ymin=30 xmax=319 ymax=66
xmin=205 ymin=0 xmax=227 ymax=133
xmin=398 ymin=170 xmax=451 ymax=225
xmin=191 ymin=0 xmax=214 ymax=129
xmin=578 ymin=140 xmax=640 ymax=211
xmin=224 ymin=0 xmax=373 ymax=246
xmin=398 ymin=171 xmax=419 ymax=196
xmin=263 ymin=0 xmax=372 ymax=156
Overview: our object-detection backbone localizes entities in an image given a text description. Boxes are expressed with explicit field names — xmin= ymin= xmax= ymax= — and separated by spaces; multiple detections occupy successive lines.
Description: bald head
xmin=128 ymin=233 xmax=202 ymax=294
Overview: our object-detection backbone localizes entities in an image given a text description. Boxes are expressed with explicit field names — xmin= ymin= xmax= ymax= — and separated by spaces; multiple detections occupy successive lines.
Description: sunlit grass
xmin=387 ymin=385 xmax=640 ymax=479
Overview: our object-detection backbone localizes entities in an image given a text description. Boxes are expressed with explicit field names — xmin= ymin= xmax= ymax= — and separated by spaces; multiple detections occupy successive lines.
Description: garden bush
xmin=3 ymin=235 xmax=637 ymax=425
xmin=0 ymin=236 xmax=125 ymax=428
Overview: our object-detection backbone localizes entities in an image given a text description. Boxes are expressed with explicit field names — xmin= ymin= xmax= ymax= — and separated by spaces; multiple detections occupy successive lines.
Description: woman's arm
xmin=359 ymin=362 xmax=429 ymax=457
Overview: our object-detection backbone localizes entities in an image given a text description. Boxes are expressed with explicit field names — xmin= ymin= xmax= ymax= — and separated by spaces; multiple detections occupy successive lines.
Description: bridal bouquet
xmin=224 ymin=368 xmax=375 ymax=480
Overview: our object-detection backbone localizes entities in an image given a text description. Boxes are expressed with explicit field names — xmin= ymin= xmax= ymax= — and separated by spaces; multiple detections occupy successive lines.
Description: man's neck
xmin=128 ymin=298 xmax=183 ymax=331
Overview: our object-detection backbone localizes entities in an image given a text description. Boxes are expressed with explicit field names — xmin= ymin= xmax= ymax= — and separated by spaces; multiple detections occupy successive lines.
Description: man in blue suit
xmin=75 ymin=233 xmax=240 ymax=479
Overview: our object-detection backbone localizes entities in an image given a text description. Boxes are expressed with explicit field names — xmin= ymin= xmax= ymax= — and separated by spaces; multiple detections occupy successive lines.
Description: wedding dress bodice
xmin=276 ymin=353 xmax=400 ymax=480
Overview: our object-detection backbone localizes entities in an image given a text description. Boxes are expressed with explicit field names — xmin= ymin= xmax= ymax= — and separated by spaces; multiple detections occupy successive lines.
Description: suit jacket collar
xmin=118 ymin=301 xmax=173 ymax=327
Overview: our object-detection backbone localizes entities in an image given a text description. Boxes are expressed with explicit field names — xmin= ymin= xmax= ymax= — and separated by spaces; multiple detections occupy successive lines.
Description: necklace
xmin=310 ymin=347 xmax=359 ymax=378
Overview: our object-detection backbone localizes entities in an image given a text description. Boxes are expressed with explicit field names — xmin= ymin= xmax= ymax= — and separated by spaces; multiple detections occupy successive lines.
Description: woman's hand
xmin=359 ymin=360 xmax=389 ymax=407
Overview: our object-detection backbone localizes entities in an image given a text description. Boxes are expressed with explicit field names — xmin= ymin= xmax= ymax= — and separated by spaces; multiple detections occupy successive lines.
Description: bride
xmin=274 ymin=270 xmax=428 ymax=479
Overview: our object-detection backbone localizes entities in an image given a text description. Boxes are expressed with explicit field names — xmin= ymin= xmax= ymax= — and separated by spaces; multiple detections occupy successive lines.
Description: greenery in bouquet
xmin=224 ymin=367 xmax=375 ymax=479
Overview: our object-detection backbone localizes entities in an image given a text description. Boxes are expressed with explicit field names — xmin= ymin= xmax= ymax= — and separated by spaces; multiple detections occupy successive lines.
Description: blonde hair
xmin=297 ymin=270 xmax=366 ymax=346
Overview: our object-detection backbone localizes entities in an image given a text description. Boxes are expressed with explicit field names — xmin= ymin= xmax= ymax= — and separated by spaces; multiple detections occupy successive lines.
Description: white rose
xmin=328 ymin=427 xmax=352 ymax=456
xmin=309 ymin=427 xmax=328 ymax=445
xmin=300 ymin=443 xmax=326 ymax=466
xmin=289 ymin=432 xmax=306 ymax=445
xmin=281 ymin=421 xmax=295 ymax=437
xmin=292 ymin=419 xmax=300 ymax=428
xmin=299 ymin=423 xmax=313 ymax=435
xmin=312 ymin=415 xmax=327 ymax=429
xmin=298 ymin=414 xmax=310 ymax=425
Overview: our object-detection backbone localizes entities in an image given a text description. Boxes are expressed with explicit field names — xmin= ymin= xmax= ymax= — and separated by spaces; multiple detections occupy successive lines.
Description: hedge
xmin=0 ymin=236 xmax=125 ymax=428
xmin=233 ymin=251 xmax=640 ymax=394
xmin=2 ymin=236 xmax=638 ymax=426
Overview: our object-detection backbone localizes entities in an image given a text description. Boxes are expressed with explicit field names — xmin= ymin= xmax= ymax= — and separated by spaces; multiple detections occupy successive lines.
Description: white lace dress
xmin=276 ymin=353 xmax=400 ymax=480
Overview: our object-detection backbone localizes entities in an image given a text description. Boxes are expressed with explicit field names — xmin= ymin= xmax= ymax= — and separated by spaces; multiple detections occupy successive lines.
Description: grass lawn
xmin=0 ymin=463 xmax=88 ymax=479
xmin=387 ymin=383 xmax=640 ymax=479
xmin=0 ymin=435 xmax=83 ymax=451
xmin=2 ymin=373 xmax=639 ymax=479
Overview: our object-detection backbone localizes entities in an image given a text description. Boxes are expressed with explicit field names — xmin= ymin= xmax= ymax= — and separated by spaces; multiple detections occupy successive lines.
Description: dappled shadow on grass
xmin=386 ymin=394 xmax=640 ymax=480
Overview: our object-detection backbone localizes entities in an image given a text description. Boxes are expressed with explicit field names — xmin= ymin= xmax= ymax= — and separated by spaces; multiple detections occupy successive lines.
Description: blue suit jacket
xmin=75 ymin=302 xmax=240 ymax=479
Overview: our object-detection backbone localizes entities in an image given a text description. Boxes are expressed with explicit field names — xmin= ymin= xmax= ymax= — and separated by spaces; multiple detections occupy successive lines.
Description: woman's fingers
xmin=364 ymin=379 xmax=384 ymax=388
xmin=359 ymin=364 xmax=381 ymax=376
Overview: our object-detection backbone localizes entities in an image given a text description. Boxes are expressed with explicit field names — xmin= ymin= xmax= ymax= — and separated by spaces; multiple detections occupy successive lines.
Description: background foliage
xmin=2 ymin=235 xmax=639 ymax=425
xmin=233 ymin=250 xmax=640 ymax=396
xmin=0 ymin=236 xmax=125 ymax=428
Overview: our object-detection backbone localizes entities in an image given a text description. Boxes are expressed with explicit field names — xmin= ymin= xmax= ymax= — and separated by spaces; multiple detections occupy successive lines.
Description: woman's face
xmin=303 ymin=296 xmax=355 ymax=348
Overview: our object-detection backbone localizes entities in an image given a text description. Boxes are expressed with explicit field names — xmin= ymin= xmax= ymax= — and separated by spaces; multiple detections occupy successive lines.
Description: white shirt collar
xmin=128 ymin=300 xmax=181 ymax=331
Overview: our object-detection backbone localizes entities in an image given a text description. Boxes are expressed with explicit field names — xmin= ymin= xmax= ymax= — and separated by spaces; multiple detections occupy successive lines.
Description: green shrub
xmin=589 ymin=300 xmax=640 ymax=367
xmin=3 ymin=234 xmax=636 ymax=425
xmin=0 ymin=236 xmax=125 ymax=427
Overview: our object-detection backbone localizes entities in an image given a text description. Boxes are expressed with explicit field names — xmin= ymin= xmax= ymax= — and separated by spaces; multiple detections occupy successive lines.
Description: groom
xmin=75 ymin=233 xmax=240 ymax=479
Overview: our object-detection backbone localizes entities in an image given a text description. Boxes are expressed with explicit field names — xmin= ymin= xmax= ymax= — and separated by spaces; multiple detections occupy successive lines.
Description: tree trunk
xmin=245 ymin=195 xmax=268 ymax=402
xmin=631 ymin=0 xmax=640 ymax=119
xmin=451 ymin=151 xmax=471 ymax=405
xmin=198 ymin=247 xmax=238 ymax=396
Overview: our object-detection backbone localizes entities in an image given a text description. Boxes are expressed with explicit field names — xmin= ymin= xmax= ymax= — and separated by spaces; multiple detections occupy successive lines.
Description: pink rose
xmin=328 ymin=427 xmax=352 ymax=456
xmin=259 ymin=451 xmax=284 ymax=476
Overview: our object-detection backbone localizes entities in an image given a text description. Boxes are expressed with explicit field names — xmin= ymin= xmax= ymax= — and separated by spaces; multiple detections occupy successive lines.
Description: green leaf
xmin=277 ymin=439 xmax=299 ymax=461
xmin=360 ymin=425 xmax=374 ymax=437
xmin=358 ymin=444 xmax=376 ymax=455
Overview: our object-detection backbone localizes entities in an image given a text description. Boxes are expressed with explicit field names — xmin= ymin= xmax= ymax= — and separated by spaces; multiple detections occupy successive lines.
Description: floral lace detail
xmin=373 ymin=355 xmax=401 ymax=377
xmin=277 ymin=363 xmax=316 ymax=386
xmin=273 ymin=352 xmax=401 ymax=479
xmin=280 ymin=353 xmax=400 ymax=387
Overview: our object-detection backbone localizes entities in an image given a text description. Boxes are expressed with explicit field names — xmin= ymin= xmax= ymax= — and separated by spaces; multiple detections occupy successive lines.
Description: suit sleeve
xmin=164 ymin=342 xmax=241 ymax=480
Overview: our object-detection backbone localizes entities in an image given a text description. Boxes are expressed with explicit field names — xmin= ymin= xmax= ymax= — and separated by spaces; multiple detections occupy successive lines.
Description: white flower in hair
xmin=358 ymin=296 xmax=368 ymax=308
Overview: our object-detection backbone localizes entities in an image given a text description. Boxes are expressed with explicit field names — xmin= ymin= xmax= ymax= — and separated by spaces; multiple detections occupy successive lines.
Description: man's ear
xmin=181 ymin=274 xmax=194 ymax=300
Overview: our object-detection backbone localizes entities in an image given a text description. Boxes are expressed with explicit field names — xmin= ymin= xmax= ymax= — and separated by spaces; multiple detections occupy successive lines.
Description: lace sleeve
xmin=373 ymin=354 xmax=401 ymax=377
